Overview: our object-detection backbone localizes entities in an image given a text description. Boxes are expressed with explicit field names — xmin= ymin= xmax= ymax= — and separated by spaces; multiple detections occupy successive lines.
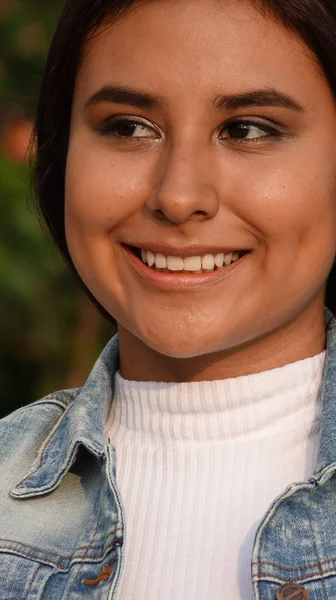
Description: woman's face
xmin=66 ymin=0 xmax=336 ymax=375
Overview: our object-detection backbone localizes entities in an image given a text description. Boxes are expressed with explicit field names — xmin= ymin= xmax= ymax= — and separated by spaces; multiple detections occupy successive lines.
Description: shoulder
xmin=0 ymin=388 xmax=81 ymax=461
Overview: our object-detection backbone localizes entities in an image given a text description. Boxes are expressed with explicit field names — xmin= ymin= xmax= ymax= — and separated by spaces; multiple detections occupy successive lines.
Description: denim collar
xmin=12 ymin=307 xmax=336 ymax=499
xmin=315 ymin=306 xmax=336 ymax=473
xmin=12 ymin=335 xmax=120 ymax=498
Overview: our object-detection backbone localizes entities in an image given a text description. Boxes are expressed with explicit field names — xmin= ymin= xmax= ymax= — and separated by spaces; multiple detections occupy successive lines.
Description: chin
xmin=140 ymin=329 xmax=217 ymax=359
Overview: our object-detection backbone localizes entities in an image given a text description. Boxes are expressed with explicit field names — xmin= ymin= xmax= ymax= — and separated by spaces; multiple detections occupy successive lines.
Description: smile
xmin=139 ymin=249 xmax=246 ymax=273
xmin=123 ymin=244 xmax=251 ymax=290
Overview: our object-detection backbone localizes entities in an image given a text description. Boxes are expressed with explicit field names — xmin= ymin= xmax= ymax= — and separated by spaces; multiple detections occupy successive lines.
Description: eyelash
xmin=98 ymin=117 xmax=159 ymax=139
xmin=219 ymin=119 xmax=283 ymax=142
xmin=98 ymin=116 xmax=284 ymax=143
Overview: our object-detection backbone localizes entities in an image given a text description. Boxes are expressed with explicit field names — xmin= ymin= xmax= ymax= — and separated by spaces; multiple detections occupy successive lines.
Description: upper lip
xmin=123 ymin=243 xmax=250 ymax=258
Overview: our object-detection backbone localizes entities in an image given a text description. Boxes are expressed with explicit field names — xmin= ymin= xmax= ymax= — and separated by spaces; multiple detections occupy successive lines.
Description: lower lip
xmin=122 ymin=245 xmax=251 ymax=291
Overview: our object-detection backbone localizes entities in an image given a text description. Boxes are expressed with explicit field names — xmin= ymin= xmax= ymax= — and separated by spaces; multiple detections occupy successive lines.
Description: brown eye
xmin=113 ymin=121 xmax=140 ymax=137
xmin=219 ymin=120 xmax=278 ymax=141
xmin=227 ymin=123 xmax=256 ymax=139
xmin=100 ymin=117 xmax=158 ymax=138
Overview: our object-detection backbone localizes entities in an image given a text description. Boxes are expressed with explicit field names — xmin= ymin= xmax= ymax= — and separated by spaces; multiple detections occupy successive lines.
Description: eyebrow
xmin=213 ymin=88 xmax=303 ymax=112
xmin=85 ymin=85 xmax=163 ymax=110
xmin=85 ymin=84 xmax=303 ymax=113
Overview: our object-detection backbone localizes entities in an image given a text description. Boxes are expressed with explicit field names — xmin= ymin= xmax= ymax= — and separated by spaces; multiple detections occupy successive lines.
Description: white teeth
xmin=139 ymin=249 xmax=244 ymax=271
xmin=147 ymin=251 xmax=155 ymax=267
xmin=184 ymin=256 xmax=202 ymax=271
xmin=155 ymin=253 xmax=167 ymax=268
xmin=214 ymin=253 xmax=224 ymax=268
xmin=224 ymin=252 xmax=233 ymax=266
xmin=202 ymin=254 xmax=215 ymax=270
xmin=167 ymin=256 xmax=184 ymax=271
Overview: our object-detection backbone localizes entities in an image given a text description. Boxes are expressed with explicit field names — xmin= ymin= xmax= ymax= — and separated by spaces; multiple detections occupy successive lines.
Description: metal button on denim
xmin=276 ymin=583 xmax=309 ymax=600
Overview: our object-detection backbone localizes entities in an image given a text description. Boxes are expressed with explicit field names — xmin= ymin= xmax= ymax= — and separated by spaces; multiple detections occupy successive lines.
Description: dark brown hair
xmin=33 ymin=0 xmax=336 ymax=320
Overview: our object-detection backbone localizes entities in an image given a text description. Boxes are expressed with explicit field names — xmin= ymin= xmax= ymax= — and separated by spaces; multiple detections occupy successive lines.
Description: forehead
xmin=75 ymin=0 xmax=327 ymax=109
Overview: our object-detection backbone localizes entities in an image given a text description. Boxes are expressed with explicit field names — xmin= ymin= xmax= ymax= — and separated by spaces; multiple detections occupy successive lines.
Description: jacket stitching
xmin=256 ymin=495 xmax=263 ymax=592
xmin=25 ymin=399 xmax=68 ymax=411
xmin=65 ymin=483 xmax=105 ymax=599
xmin=16 ymin=403 xmax=76 ymax=487
xmin=17 ymin=386 xmax=93 ymax=489
xmin=0 ymin=528 xmax=122 ymax=564
xmin=253 ymin=558 xmax=336 ymax=571
xmin=22 ymin=565 xmax=39 ymax=600
xmin=253 ymin=568 xmax=336 ymax=583
xmin=255 ymin=491 xmax=331 ymax=598
xmin=0 ymin=541 xmax=121 ymax=571
xmin=17 ymin=392 xmax=104 ymax=491
xmin=307 ymin=494 xmax=329 ymax=600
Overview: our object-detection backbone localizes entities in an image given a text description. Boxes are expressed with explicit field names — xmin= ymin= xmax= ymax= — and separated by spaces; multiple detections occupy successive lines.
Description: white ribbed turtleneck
xmin=105 ymin=351 xmax=326 ymax=600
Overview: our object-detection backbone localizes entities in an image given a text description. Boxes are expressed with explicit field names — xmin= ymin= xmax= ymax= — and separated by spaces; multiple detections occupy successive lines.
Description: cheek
xmin=233 ymin=152 xmax=336 ymax=254
xmin=64 ymin=137 xmax=156 ymax=234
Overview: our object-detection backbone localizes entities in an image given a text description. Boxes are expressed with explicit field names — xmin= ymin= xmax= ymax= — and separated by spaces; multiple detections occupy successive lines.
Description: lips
xmin=123 ymin=244 xmax=249 ymax=272
xmin=122 ymin=243 xmax=251 ymax=290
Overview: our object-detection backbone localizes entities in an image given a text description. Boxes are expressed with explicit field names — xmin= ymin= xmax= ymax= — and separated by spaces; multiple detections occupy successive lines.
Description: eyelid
xmin=215 ymin=117 xmax=289 ymax=146
xmin=219 ymin=116 xmax=285 ymax=133
xmin=99 ymin=114 xmax=161 ymax=136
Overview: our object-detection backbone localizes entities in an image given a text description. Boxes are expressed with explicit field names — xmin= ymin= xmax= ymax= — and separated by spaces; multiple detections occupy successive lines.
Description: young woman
xmin=2 ymin=0 xmax=336 ymax=598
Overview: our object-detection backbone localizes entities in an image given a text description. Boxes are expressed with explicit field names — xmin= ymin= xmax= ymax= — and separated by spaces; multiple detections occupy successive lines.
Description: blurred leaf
xmin=0 ymin=1 xmax=111 ymax=416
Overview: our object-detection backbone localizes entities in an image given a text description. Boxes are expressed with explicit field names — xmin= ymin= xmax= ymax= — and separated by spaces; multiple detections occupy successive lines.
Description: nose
xmin=146 ymin=141 xmax=219 ymax=224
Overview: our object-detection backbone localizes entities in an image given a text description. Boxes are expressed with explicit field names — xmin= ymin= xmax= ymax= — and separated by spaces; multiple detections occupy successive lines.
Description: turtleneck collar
xmin=105 ymin=351 xmax=326 ymax=445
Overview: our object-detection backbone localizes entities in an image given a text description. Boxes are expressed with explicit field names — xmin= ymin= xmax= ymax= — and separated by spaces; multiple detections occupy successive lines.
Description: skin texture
xmin=65 ymin=0 xmax=336 ymax=382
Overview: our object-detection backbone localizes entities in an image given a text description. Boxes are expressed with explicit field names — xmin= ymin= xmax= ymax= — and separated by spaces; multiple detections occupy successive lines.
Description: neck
xmin=118 ymin=305 xmax=326 ymax=383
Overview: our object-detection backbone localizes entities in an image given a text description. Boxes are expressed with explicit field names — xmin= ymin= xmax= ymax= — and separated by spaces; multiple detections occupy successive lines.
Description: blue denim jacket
xmin=1 ymin=307 xmax=336 ymax=599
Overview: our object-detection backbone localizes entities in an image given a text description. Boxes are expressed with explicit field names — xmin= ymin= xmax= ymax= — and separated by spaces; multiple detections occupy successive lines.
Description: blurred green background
xmin=0 ymin=0 xmax=113 ymax=418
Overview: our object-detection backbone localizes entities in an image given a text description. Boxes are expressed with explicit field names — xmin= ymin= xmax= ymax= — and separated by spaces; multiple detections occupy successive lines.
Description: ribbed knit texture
xmin=105 ymin=352 xmax=326 ymax=600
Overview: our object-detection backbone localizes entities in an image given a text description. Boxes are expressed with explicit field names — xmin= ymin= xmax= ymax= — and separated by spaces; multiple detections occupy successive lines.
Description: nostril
xmin=154 ymin=208 xmax=171 ymax=222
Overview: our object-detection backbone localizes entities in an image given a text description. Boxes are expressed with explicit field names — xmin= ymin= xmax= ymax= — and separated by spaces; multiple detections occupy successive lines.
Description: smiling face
xmin=65 ymin=0 xmax=336 ymax=381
